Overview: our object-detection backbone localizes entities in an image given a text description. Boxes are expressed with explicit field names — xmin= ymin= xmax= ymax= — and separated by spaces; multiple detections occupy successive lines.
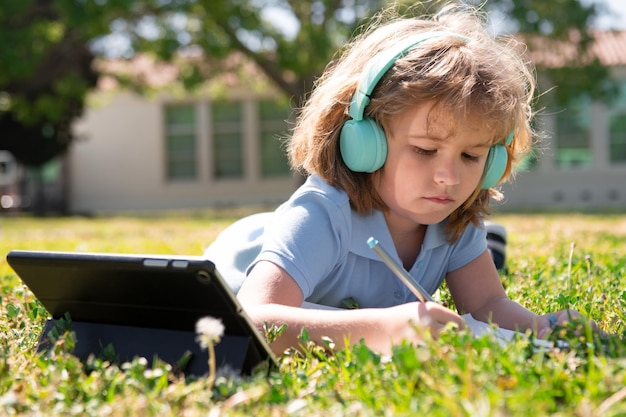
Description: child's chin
xmin=417 ymin=213 xmax=452 ymax=226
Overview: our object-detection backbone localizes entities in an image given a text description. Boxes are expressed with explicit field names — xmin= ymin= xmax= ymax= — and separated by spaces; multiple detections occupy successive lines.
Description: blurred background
xmin=1 ymin=0 xmax=625 ymax=216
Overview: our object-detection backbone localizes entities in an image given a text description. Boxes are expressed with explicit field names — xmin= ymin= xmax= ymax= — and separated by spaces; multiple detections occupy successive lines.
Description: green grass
xmin=1 ymin=212 xmax=625 ymax=416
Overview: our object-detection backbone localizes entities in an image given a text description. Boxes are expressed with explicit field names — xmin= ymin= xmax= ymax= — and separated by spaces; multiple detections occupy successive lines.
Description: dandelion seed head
xmin=195 ymin=316 xmax=225 ymax=349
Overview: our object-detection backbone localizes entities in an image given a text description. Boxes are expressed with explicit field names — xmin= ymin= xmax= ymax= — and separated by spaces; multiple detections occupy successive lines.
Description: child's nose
xmin=433 ymin=159 xmax=461 ymax=186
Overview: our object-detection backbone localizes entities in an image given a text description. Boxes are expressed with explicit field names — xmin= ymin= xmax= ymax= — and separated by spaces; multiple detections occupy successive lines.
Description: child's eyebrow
xmin=467 ymin=142 xmax=492 ymax=149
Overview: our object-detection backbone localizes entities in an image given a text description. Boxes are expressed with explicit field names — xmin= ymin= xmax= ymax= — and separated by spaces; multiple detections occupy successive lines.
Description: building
xmin=69 ymin=54 xmax=300 ymax=213
xmin=498 ymin=30 xmax=626 ymax=210
xmin=8 ymin=30 xmax=626 ymax=214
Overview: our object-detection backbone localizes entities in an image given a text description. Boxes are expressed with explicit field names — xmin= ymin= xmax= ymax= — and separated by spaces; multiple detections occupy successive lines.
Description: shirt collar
xmin=350 ymin=210 xmax=450 ymax=261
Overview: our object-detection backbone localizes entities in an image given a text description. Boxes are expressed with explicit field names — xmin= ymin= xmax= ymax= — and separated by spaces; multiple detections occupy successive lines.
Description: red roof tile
xmin=591 ymin=30 xmax=626 ymax=66
xmin=96 ymin=30 xmax=626 ymax=92
xmin=525 ymin=29 xmax=626 ymax=68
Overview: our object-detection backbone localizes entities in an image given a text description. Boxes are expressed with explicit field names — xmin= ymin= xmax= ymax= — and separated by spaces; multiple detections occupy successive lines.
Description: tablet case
xmin=6 ymin=250 xmax=277 ymax=377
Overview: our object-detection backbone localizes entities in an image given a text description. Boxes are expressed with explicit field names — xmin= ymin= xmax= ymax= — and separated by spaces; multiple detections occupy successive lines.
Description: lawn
xmin=0 ymin=211 xmax=625 ymax=416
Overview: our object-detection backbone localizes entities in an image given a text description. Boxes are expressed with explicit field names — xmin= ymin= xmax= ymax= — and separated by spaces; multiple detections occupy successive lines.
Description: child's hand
xmin=537 ymin=309 xmax=598 ymax=339
xmin=414 ymin=301 xmax=466 ymax=338
xmin=383 ymin=302 xmax=465 ymax=352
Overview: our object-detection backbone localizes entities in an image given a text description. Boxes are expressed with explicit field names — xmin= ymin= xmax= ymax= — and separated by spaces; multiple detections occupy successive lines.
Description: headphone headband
xmin=348 ymin=31 xmax=469 ymax=121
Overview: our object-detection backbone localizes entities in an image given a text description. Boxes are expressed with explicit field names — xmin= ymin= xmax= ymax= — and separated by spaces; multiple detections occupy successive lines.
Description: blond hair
xmin=288 ymin=5 xmax=536 ymax=240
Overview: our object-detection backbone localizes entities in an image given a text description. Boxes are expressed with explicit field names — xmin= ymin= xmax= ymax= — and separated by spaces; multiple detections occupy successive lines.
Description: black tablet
xmin=6 ymin=250 xmax=277 ymax=376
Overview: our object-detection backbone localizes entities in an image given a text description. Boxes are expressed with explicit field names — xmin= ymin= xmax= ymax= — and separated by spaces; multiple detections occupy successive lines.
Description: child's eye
xmin=462 ymin=153 xmax=480 ymax=162
xmin=415 ymin=147 xmax=436 ymax=156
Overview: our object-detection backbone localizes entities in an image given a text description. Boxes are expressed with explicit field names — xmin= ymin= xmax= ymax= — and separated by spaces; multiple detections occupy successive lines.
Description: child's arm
xmin=238 ymin=260 xmax=465 ymax=355
xmin=446 ymin=250 xmax=586 ymax=336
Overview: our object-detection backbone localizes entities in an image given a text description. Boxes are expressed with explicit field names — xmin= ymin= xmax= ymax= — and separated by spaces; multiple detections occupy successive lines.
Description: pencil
xmin=367 ymin=236 xmax=434 ymax=303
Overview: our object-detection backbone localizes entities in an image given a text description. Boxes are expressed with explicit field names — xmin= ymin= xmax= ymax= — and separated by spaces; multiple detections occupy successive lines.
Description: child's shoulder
xmin=289 ymin=174 xmax=351 ymax=209
xmin=272 ymin=174 xmax=359 ymax=234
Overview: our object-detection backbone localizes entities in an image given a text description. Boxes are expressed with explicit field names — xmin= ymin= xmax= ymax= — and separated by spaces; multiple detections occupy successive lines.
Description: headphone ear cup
xmin=481 ymin=144 xmax=508 ymax=189
xmin=340 ymin=118 xmax=388 ymax=172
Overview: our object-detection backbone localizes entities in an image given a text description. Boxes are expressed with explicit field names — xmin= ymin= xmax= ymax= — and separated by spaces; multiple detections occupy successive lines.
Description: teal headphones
xmin=339 ymin=31 xmax=513 ymax=189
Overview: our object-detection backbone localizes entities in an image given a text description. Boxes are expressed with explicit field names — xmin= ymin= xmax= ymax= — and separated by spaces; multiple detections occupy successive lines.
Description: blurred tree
xmin=0 ymin=0 xmax=616 ymax=167
xmin=0 ymin=0 xmax=167 ymax=166
xmin=476 ymin=0 xmax=618 ymax=104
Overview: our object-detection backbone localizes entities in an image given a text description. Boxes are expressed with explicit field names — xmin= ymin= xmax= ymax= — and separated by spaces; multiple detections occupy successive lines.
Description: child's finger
xmin=417 ymin=301 xmax=466 ymax=333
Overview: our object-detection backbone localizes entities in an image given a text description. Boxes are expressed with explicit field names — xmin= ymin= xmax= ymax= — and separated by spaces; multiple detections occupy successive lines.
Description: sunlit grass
xmin=0 ymin=211 xmax=625 ymax=416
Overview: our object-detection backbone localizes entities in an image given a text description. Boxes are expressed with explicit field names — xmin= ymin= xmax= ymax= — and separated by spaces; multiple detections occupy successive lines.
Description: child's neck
xmin=387 ymin=222 xmax=427 ymax=270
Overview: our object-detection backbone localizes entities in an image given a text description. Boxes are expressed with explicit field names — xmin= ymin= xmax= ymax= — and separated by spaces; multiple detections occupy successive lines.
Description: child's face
xmin=375 ymin=102 xmax=491 ymax=229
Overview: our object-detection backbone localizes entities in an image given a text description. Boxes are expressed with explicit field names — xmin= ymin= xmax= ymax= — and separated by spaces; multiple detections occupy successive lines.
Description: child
xmin=205 ymin=5 xmax=588 ymax=355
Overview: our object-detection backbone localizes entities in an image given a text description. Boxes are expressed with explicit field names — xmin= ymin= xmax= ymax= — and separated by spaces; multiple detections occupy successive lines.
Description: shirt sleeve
xmin=249 ymin=188 xmax=352 ymax=299
xmin=446 ymin=222 xmax=488 ymax=272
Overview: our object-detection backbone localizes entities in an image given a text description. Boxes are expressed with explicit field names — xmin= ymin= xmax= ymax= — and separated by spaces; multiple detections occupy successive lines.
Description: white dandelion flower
xmin=195 ymin=316 xmax=225 ymax=350
xmin=195 ymin=316 xmax=225 ymax=388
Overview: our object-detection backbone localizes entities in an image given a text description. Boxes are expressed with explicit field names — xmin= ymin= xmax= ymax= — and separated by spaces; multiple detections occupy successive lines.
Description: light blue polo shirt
xmin=204 ymin=174 xmax=487 ymax=309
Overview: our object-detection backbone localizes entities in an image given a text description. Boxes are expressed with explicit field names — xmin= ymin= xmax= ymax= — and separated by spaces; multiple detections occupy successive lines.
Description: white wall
xmin=70 ymin=92 xmax=297 ymax=213
xmin=70 ymin=84 xmax=625 ymax=213
xmin=498 ymin=169 xmax=626 ymax=210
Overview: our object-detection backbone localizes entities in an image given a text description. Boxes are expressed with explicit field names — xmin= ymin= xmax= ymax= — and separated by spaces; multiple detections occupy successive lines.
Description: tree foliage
xmin=477 ymin=0 xmax=618 ymax=105
xmin=0 ymin=0 xmax=616 ymax=166
xmin=0 ymin=0 xmax=163 ymax=166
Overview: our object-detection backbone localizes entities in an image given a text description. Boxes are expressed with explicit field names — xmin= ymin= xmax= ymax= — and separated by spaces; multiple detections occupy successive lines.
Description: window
xmin=164 ymin=98 xmax=292 ymax=182
xmin=554 ymin=95 xmax=592 ymax=169
xmin=609 ymin=82 xmax=626 ymax=164
xmin=212 ymin=101 xmax=243 ymax=179
xmin=259 ymin=100 xmax=291 ymax=177
xmin=610 ymin=114 xmax=626 ymax=163
xmin=165 ymin=105 xmax=197 ymax=180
